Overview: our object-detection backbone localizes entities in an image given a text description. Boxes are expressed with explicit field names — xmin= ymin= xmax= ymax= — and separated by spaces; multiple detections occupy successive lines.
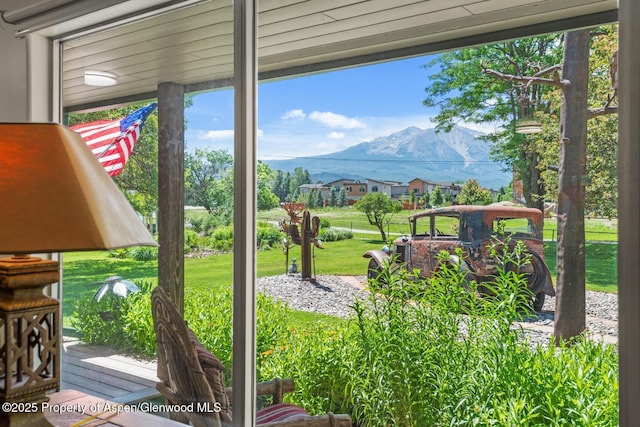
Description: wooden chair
xmin=151 ymin=287 xmax=352 ymax=427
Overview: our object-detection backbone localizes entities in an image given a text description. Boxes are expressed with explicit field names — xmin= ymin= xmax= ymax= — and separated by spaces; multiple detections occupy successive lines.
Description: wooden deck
xmin=60 ymin=334 xmax=161 ymax=404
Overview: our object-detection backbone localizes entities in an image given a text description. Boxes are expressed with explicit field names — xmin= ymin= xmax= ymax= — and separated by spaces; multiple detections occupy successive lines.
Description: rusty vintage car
xmin=363 ymin=205 xmax=555 ymax=311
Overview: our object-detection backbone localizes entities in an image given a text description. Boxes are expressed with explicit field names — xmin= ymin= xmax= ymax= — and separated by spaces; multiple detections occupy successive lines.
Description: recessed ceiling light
xmin=84 ymin=70 xmax=117 ymax=87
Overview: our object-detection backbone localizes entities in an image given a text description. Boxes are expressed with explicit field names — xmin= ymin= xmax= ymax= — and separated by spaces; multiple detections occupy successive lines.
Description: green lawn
xmin=258 ymin=207 xmax=618 ymax=242
xmin=62 ymin=210 xmax=618 ymax=323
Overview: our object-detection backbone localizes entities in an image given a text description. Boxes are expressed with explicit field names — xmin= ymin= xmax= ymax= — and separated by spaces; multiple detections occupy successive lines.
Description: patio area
xmin=60 ymin=333 xmax=160 ymax=405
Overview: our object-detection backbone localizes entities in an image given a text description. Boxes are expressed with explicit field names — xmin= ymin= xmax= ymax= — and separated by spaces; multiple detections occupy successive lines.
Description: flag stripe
xmin=70 ymin=102 xmax=157 ymax=176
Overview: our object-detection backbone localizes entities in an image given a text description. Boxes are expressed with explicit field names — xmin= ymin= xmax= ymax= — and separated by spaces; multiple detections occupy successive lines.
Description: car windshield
xmin=493 ymin=217 xmax=536 ymax=237
xmin=412 ymin=213 xmax=460 ymax=239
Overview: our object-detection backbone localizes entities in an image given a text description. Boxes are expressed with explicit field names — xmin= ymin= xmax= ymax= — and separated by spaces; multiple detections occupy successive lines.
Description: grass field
xmin=62 ymin=208 xmax=618 ymax=323
xmin=258 ymin=207 xmax=618 ymax=242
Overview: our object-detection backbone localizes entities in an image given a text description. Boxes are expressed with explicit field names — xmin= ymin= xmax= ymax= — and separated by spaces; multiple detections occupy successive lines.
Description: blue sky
xmin=184 ymin=54 xmax=500 ymax=159
xmin=184 ymin=54 xmax=495 ymax=159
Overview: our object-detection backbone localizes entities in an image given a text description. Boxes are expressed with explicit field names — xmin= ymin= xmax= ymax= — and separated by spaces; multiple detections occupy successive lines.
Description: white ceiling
xmin=7 ymin=0 xmax=618 ymax=110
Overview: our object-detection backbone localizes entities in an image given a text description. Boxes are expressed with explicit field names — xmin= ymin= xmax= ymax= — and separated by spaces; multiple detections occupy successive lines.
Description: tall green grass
xmin=71 ymin=242 xmax=619 ymax=426
xmin=261 ymin=249 xmax=619 ymax=426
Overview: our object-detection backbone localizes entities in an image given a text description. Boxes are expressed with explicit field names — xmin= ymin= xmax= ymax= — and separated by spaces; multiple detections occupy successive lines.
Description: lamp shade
xmin=0 ymin=123 xmax=157 ymax=254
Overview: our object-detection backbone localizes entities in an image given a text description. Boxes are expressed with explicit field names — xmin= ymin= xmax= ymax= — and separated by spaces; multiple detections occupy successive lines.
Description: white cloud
xmin=199 ymin=129 xmax=264 ymax=139
xmin=327 ymin=132 xmax=345 ymax=139
xmin=281 ymin=109 xmax=306 ymax=120
xmin=200 ymin=129 xmax=234 ymax=140
xmin=308 ymin=111 xmax=366 ymax=129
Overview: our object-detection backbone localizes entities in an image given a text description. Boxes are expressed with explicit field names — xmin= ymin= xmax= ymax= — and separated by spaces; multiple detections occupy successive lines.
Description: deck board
xmin=61 ymin=335 xmax=161 ymax=403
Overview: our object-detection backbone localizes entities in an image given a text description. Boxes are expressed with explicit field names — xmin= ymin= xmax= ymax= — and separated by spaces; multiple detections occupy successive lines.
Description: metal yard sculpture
xmin=280 ymin=202 xmax=305 ymax=275
xmin=289 ymin=209 xmax=324 ymax=281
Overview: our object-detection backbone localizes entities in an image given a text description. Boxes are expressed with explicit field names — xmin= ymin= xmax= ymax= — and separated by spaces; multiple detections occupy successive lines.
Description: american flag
xmin=70 ymin=102 xmax=157 ymax=176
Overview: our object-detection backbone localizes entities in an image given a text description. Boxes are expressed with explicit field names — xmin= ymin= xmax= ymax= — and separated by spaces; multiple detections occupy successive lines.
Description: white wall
xmin=0 ymin=5 xmax=28 ymax=121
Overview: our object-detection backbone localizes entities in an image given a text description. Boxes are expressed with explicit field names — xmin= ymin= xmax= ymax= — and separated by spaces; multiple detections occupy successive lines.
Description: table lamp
xmin=0 ymin=123 xmax=158 ymax=426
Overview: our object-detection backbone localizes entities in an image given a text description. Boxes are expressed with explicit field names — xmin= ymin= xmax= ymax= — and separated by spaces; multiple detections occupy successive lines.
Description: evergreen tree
xmin=329 ymin=187 xmax=337 ymax=207
xmin=307 ymin=189 xmax=316 ymax=208
xmin=338 ymin=188 xmax=348 ymax=207
xmin=431 ymin=186 xmax=443 ymax=206
xmin=283 ymin=172 xmax=292 ymax=201
xmin=316 ymin=188 xmax=325 ymax=207
xmin=271 ymin=170 xmax=286 ymax=201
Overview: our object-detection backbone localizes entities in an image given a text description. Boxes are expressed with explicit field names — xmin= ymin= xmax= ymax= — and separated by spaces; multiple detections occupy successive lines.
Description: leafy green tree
xmin=184 ymin=148 xmax=234 ymax=224
xmin=457 ymin=179 xmax=493 ymax=205
xmin=409 ymin=188 xmax=417 ymax=204
xmin=431 ymin=186 xmax=443 ymax=206
xmin=423 ymin=36 xmax=563 ymax=210
xmin=533 ymin=27 xmax=619 ymax=218
xmin=423 ymin=190 xmax=430 ymax=207
xmin=354 ymin=193 xmax=402 ymax=242
xmin=257 ymin=162 xmax=280 ymax=211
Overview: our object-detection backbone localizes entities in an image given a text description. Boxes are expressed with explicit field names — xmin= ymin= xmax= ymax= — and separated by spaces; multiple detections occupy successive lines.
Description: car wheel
xmin=533 ymin=291 xmax=545 ymax=312
xmin=367 ymin=258 xmax=383 ymax=281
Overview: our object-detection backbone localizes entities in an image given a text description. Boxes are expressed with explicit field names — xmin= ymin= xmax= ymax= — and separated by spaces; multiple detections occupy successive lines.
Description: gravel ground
xmin=257 ymin=274 xmax=618 ymax=347
xmin=257 ymin=274 xmax=370 ymax=319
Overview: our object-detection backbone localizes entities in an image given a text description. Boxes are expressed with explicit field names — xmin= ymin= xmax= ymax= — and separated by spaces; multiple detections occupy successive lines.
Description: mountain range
xmin=264 ymin=125 xmax=511 ymax=190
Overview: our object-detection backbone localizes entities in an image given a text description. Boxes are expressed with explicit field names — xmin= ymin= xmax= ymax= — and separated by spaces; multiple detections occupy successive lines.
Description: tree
xmin=315 ymin=188 xmax=325 ymax=208
xmin=329 ymin=187 xmax=337 ymax=207
xmin=423 ymin=36 xmax=564 ymax=210
xmin=457 ymin=179 xmax=492 ymax=205
xmin=184 ymin=148 xmax=234 ymax=223
xmin=478 ymin=28 xmax=617 ymax=343
xmin=410 ymin=188 xmax=418 ymax=205
xmin=424 ymin=27 xmax=619 ymax=343
xmin=271 ymin=170 xmax=286 ymax=201
xmin=431 ymin=186 xmax=443 ymax=206
xmin=290 ymin=167 xmax=311 ymax=197
xmin=257 ymin=162 xmax=280 ymax=211
xmin=554 ymin=30 xmax=590 ymax=343
xmin=338 ymin=188 xmax=348 ymax=207
xmin=423 ymin=190 xmax=430 ymax=207
xmin=354 ymin=193 xmax=402 ymax=242
xmin=306 ymin=190 xmax=316 ymax=208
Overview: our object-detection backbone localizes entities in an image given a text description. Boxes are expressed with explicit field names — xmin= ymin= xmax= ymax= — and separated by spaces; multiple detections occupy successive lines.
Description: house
xmin=298 ymin=183 xmax=330 ymax=200
xmin=365 ymin=178 xmax=403 ymax=197
xmin=325 ymin=179 xmax=367 ymax=201
xmin=408 ymin=178 xmax=462 ymax=199
xmin=408 ymin=178 xmax=440 ymax=196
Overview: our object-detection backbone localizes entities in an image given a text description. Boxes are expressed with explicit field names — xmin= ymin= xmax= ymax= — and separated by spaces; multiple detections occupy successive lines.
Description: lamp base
xmin=0 ymin=256 xmax=59 ymax=427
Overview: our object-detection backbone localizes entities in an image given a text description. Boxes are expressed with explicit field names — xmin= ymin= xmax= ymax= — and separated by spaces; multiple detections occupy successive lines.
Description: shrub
xmin=257 ymin=222 xmax=283 ymax=249
xmin=128 ymin=246 xmax=158 ymax=261
xmin=73 ymin=284 xmax=294 ymax=382
xmin=209 ymin=225 xmax=234 ymax=252
xmin=184 ymin=229 xmax=202 ymax=253
xmin=107 ymin=246 xmax=158 ymax=261
xmin=319 ymin=228 xmax=353 ymax=242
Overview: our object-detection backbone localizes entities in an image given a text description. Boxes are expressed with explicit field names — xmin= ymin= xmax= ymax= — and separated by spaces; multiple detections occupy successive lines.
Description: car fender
xmin=362 ymin=249 xmax=391 ymax=266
